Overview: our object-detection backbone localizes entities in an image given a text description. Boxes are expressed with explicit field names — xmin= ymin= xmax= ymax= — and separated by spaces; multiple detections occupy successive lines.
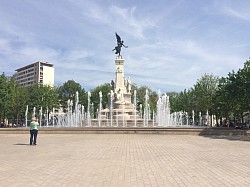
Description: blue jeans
xmin=30 ymin=129 xmax=38 ymax=145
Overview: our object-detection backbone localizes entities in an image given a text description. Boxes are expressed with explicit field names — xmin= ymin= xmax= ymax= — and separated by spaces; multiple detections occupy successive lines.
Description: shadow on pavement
xmin=199 ymin=128 xmax=250 ymax=142
xmin=13 ymin=143 xmax=30 ymax=146
xmin=201 ymin=135 xmax=250 ymax=142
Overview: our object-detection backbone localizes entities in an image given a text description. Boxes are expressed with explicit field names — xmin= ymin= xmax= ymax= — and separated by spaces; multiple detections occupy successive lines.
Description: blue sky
xmin=0 ymin=0 xmax=250 ymax=92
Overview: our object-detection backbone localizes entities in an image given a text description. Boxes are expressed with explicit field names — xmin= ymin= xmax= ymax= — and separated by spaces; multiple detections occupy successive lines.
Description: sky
xmin=0 ymin=0 xmax=250 ymax=92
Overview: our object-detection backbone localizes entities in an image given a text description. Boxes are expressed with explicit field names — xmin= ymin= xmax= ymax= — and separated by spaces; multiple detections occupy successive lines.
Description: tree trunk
xmin=241 ymin=113 xmax=244 ymax=124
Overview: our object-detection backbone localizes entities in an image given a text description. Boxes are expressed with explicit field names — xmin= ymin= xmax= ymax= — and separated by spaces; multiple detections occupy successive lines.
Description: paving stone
xmin=0 ymin=134 xmax=249 ymax=187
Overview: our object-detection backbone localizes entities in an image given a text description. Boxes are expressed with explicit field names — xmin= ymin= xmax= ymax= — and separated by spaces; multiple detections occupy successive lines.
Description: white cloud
xmin=222 ymin=6 xmax=250 ymax=21
xmin=63 ymin=50 xmax=93 ymax=62
xmin=75 ymin=1 xmax=157 ymax=39
xmin=110 ymin=6 xmax=156 ymax=38
xmin=210 ymin=0 xmax=250 ymax=22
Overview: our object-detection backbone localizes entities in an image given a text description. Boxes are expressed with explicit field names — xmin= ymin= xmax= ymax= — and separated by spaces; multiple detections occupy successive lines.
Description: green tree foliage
xmin=215 ymin=59 xmax=250 ymax=123
xmin=193 ymin=73 xmax=219 ymax=114
xmin=169 ymin=74 xmax=219 ymax=119
xmin=242 ymin=60 xmax=250 ymax=111
xmin=0 ymin=73 xmax=11 ymax=122
xmin=90 ymin=83 xmax=111 ymax=114
xmin=26 ymin=84 xmax=60 ymax=115
xmin=170 ymin=89 xmax=196 ymax=114
xmin=7 ymin=77 xmax=28 ymax=123
xmin=213 ymin=77 xmax=231 ymax=121
xmin=235 ymin=60 xmax=250 ymax=117
xmin=57 ymin=80 xmax=86 ymax=111
xmin=167 ymin=91 xmax=179 ymax=112
xmin=132 ymin=85 xmax=157 ymax=115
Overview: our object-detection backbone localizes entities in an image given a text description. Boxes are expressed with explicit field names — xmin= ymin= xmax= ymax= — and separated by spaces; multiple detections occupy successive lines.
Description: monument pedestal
xmin=101 ymin=55 xmax=140 ymax=120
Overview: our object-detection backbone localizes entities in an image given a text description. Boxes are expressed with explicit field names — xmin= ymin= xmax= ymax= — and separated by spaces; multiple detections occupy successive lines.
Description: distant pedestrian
xmin=30 ymin=117 xmax=39 ymax=145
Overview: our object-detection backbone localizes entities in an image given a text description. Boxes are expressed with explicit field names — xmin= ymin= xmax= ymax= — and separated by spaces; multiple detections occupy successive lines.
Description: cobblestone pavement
xmin=0 ymin=134 xmax=249 ymax=187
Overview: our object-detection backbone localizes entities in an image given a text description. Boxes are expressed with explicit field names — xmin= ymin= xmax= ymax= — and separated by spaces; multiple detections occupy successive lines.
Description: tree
xmin=169 ymin=74 xmax=219 ymax=124
xmin=7 ymin=77 xmax=28 ymax=124
xmin=236 ymin=60 xmax=250 ymax=118
xmin=219 ymin=59 xmax=250 ymax=123
xmin=170 ymin=89 xmax=195 ymax=113
xmin=242 ymin=60 xmax=250 ymax=112
xmin=192 ymin=74 xmax=219 ymax=115
xmin=0 ymin=73 xmax=11 ymax=122
xmin=132 ymin=85 xmax=157 ymax=116
xmin=212 ymin=76 xmax=233 ymax=125
xmin=25 ymin=84 xmax=59 ymax=118
xmin=168 ymin=92 xmax=180 ymax=112
xmin=57 ymin=80 xmax=86 ymax=112
xmin=90 ymin=83 xmax=111 ymax=116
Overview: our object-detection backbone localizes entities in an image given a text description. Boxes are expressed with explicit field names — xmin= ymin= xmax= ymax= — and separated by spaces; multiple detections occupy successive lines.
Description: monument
xmin=108 ymin=33 xmax=139 ymax=120
xmin=110 ymin=56 xmax=137 ymax=120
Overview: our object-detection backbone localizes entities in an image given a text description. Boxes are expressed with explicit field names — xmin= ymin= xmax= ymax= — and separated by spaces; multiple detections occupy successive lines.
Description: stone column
xmin=115 ymin=56 xmax=125 ymax=94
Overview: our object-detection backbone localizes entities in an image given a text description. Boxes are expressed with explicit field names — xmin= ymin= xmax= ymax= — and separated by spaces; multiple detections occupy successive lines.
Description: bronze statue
xmin=112 ymin=32 xmax=128 ymax=56
xmin=111 ymin=80 xmax=115 ymax=91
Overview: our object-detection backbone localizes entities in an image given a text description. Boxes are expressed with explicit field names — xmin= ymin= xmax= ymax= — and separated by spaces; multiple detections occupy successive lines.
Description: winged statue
xmin=112 ymin=32 xmax=128 ymax=56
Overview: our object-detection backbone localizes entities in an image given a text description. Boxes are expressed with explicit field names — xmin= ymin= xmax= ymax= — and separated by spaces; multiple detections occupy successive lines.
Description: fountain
xmin=133 ymin=90 xmax=137 ymax=127
xmin=25 ymin=105 xmax=28 ymax=127
xmin=110 ymin=90 xmax=114 ymax=127
xmin=23 ymin=55 xmax=209 ymax=128
xmin=199 ymin=112 xmax=202 ymax=126
xmin=192 ymin=110 xmax=195 ymax=125
xmin=205 ymin=110 xmax=210 ymax=126
xmin=52 ymin=108 xmax=55 ymax=127
xmin=98 ymin=91 xmax=102 ymax=127
xmin=87 ymin=92 xmax=91 ymax=127
xmin=24 ymin=92 xmax=204 ymax=128
xmin=32 ymin=107 xmax=36 ymax=118
xmin=39 ymin=107 xmax=42 ymax=127
xmin=143 ymin=89 xmax=149 ymax=127
xmin=75 ymin=91 xmax=79 ymax=127
xmin=156 ymin=92 xmax=171 ymax=127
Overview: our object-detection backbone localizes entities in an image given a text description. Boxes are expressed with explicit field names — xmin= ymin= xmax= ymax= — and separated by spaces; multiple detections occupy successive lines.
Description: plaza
xmin=0 ymin=133 xmax=249 ymax=187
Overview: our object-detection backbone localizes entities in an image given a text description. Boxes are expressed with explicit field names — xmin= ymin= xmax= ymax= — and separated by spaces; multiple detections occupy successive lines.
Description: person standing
xmin=30 ymin=117 xmax=39 ymax=145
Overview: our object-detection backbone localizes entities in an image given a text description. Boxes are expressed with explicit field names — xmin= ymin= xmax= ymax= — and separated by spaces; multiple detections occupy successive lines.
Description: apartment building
xmin=14 ymin=61 xmax=54 ymax=87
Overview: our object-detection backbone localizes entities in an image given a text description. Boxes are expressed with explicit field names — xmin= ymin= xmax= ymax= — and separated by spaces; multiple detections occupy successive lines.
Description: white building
xmin=14 ymin=61 xmax=54 ymax=87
